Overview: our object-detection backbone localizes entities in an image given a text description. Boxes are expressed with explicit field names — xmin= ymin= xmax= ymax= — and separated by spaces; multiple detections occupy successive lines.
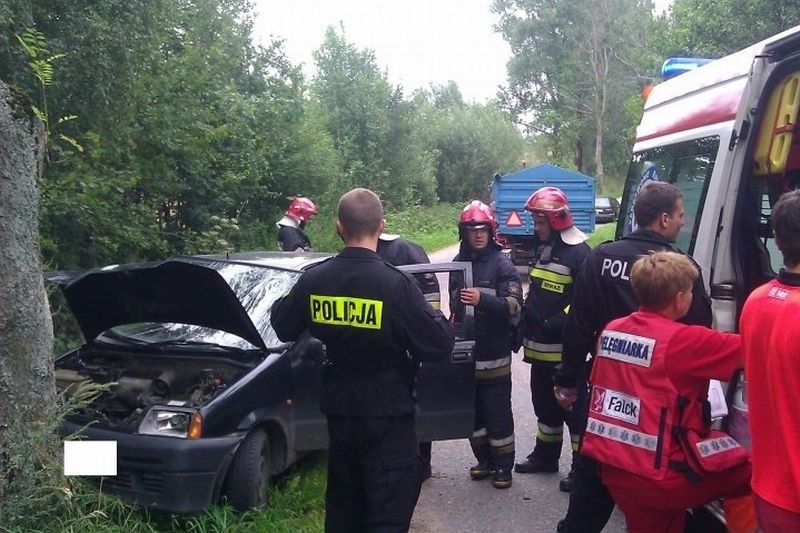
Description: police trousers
xmin=325 ymin=413 xmax=422 ymax=533
xmin=470 ymin=373 xmax=515 ymax=469
xmin=559 ymin=392 xmax=615 ymax=533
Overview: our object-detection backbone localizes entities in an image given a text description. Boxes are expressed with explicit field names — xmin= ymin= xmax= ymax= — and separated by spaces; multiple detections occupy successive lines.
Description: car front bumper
xmin=62 ymin=420 xmax=243 ymax=513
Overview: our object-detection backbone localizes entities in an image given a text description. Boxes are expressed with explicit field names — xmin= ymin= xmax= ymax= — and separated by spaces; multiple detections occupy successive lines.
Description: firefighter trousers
xmin=469 ymin=373 xmax=515 ymax=470
xmin=325 ymin=413 xmax=422 ymax=533
xmin=528 ymin=363 xmax=583 ymax=463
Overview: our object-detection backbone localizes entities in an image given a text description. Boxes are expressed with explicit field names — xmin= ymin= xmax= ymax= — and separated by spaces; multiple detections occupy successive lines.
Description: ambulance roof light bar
xmin=661 ymin=57 xmax=714 ymax=80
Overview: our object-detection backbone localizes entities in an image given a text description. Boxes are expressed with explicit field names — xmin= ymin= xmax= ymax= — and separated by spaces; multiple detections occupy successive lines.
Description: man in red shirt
xmin=580 ymin=251 xmax=751 ymax=533
xmin=740 ymin=189 xmax=800 ymax=532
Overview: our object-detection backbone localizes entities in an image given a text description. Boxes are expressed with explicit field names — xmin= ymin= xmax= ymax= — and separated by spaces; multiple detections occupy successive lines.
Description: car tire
xmin=223 ymin=428 xmax=271 ymax=511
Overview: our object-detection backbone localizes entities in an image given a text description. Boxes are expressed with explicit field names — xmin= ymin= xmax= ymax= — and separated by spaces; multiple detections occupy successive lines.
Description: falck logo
xmin=591 ymin=387 xmax=606 ymax=413
xmin=590 ymin=386 xmax=640 ymax=425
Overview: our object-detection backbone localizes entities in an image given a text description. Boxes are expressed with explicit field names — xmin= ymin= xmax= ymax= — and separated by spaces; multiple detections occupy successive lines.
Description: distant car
xmin=49 ymin=253 xmax=476 ymax=513
xmin=595 ymin=196 xmax=620 ymax=224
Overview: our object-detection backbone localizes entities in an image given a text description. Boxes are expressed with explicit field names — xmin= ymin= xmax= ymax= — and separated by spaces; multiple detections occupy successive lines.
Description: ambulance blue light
xmin=661 ymin=57 xmax=713 ymax=80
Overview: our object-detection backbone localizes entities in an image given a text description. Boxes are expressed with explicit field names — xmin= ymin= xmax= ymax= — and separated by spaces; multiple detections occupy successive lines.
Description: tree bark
xmin=0 ymin=79 xmax=54 ymax=498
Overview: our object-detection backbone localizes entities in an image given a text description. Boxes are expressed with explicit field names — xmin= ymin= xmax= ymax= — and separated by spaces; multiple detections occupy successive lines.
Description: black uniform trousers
xmin=325 ymin=413 xmax=422 ymax=533
xmin=529 ymin=362 xmax=584 ymax=464
xmin=470 ymin=373 xmax=515 ymax=469
xmin=559 ymin=392 xmax=615 ymax=533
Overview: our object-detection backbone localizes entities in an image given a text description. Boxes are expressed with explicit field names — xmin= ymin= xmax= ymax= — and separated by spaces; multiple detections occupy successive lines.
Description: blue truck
xmin=490 ymin=164 xmax=595 ymax=265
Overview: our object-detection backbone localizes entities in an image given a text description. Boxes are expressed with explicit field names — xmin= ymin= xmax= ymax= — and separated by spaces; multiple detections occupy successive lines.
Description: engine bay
xmin=55 ymin=348 xmax=253 ymax=428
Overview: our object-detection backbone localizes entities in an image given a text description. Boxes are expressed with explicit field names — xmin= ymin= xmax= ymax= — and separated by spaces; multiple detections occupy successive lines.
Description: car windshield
xmin=596 ymin=198 xmax=612 ymax=208
xmin=106 ymin=261 xmax=300 ymax=350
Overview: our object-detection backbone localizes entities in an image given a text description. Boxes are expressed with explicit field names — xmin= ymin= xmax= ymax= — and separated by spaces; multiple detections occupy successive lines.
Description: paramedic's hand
xmin=554 ymin=386 xmax=577 ymax=410
xmin=460 ymin=288 xmax=481 ymax=307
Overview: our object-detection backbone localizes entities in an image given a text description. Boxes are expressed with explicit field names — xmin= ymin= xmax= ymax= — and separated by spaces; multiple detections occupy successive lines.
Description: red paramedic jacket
xmin=581 ymin=309 xmax=741 ymax=482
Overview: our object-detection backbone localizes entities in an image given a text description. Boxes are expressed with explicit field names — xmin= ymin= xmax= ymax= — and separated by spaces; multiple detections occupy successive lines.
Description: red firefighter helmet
xmin=285 ymin=197 xmax=318 ymax=222
xmin=459 ymin=200 xmax=497 ymax=238
xmin=524 ymin=187 xmax=574 ymax=231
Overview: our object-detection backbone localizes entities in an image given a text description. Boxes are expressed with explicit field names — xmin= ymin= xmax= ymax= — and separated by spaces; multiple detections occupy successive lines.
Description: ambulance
xmin=617 ymin=24 xmax=800 ymax=527
xmin=619 ymin=24 xmax=800 ymax=337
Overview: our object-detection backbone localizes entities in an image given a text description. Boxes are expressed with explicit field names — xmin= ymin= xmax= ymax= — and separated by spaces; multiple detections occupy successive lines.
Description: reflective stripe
xmin=522 ymin=339 xmax=563 ymax=363
xmin=536 ymin=431 xmax=563 ymax=443
xmin=490 ymin=434 xmax=515 ymax=447
xmin=472 ymin=428 xmax=488 ymax=438
xmin=425 ymin=293 xmax=442 ymax=310
xmin=585 ymin=417 xmax=658 ymax=452
xmin=534 ymin=261 xmax=572 ymax=275
xmin=492 ymin=442 xmax=515 ymax=455
xmin=530 ymin=267 xmax=573 ymax=285
xmin=475 ymin=356 xmax=512 ymax=370
xmin=475 ymin=365 xmax=511 ymax=379
xmin=537 ymin=422 xmax=562 ymax=436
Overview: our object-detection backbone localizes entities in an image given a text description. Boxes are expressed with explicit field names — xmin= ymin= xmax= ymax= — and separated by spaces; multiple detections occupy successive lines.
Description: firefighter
xmin=376 ymin=232 xmax=440 ymax=479
xmin=513 ymin=187 xmax=589 ymax=494
xmin=271 ymin=188 xmax=454 ymax=532
xmin=552 ymin=182 xmax=712 ymax=533
xmin=277 ymin=196 xmax=317 ymax=251
xmin=452 ymin=200 xmax=523 ymax=489
xmin=581 ymin=251 xmax=751 ymax=533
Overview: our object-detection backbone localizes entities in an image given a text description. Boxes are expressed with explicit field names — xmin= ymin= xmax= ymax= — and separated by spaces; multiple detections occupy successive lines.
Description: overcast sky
xmin=252 ymin=0 xmax=673 ymax=104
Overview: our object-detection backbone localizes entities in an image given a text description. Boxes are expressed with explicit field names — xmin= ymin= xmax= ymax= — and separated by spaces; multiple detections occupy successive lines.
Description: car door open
xmin=399 ymin=261 xmax=476 ymax=442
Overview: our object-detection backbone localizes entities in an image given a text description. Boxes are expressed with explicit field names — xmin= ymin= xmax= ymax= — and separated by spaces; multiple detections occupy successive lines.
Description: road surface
xmin=409 ymin=244 xmax=626 ymax=532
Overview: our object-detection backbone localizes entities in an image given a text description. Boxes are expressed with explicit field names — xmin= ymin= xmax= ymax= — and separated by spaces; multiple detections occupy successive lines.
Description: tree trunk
xmin=0 ymin=79 xmax=54 ymax=498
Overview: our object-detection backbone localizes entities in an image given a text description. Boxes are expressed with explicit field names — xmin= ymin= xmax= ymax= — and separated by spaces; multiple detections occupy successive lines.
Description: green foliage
xmin=493 ymin=0 xmax=658 ymax=184
xmin=587 ymin=220 xmax=617 ymax=247
xmin=654 ymin=0 xmax=800 ymax=58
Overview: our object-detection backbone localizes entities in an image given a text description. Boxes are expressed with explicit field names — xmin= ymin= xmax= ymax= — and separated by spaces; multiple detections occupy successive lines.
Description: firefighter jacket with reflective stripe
xmin=556 ymin=229 xmax=712 ymax=387
xmin=580 ymin=310 xmax=741 ymax=482
xmin=271 ymin=247 xmax=454 ymax=416
xmin=452 ymin=242 xmax=522 ymax=362
xmin=521 ymin=235 xmax=589 ymax=363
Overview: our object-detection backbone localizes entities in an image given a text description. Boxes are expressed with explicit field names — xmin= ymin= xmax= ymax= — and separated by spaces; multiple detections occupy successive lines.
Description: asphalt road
xmin=410 ymin=244 xmax=626 ymax=533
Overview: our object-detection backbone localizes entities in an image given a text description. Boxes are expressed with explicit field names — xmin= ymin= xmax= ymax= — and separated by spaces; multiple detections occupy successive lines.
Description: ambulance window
xmin=619 ymin=136 xmax=719 ymax=255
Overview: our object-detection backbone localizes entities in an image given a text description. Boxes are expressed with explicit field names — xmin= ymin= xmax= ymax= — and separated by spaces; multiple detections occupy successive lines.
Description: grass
xmin=586 ymin=222 xmax=617 ymax=248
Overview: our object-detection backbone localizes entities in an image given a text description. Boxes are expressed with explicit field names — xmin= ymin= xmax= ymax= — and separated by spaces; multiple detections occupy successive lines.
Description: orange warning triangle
xmin=506 ymin=210 xmax=523 ymax=227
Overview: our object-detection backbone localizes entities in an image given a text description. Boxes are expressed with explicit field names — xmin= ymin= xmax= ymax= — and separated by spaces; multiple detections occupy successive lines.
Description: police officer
xmin=553 ymin=182 xmax=712 ymax=533
xmin=277 ymin=196 xmax=317 ymax=251
xmin=513 ymin=188 xmax=589 ymax=494
xmin=452 ymin=200 xmax=523 ymax=489
xmin=271 ymin=188 xmax=454 ymax=532
xmin=376 ymin=232 xmax=440 ymax=479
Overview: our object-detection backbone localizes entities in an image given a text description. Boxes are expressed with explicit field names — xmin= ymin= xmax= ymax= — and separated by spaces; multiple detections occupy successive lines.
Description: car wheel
xmin=223 ymin=428 xmax=271 ymax=511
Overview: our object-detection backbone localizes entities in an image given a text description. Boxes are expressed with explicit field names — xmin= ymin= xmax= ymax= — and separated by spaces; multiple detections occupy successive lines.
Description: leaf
xmin=58 ymin=134 xmax=84 ymax=153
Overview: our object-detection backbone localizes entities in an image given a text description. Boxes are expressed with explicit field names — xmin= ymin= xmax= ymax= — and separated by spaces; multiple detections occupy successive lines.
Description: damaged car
xmin=50 ymin=253 xmax=476 ymax=513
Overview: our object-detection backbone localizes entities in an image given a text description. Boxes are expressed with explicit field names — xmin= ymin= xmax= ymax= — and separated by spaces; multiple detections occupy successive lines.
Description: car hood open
xmin=60 ymin=259 xmax=268 ymax=351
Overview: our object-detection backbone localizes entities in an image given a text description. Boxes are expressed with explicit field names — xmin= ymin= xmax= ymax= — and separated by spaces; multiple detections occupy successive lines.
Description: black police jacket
xmin=271 ymin=247 xmax=454 ymax=416
xmin=377 ymin=236 xmax=439 ymax=295
xmin=452 ymin=243 xmax=523 ymax=362
xmin=521 ymin=235 xmax=590 ymax=353
xmin=556 ymin=229 xmax=712 ymax=387
xmin=277 ymin=225 xmax=311 ymax=251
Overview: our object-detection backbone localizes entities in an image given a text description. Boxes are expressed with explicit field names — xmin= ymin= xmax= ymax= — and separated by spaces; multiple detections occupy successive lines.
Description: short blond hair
xmin=630 ymin=251 xmax=698 ymax=310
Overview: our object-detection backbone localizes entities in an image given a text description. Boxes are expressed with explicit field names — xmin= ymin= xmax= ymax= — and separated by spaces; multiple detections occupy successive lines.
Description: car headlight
xmin=139 ymin=407 xmax=199 ymax=438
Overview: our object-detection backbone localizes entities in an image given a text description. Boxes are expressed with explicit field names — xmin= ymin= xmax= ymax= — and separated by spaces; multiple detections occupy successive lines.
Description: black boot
xmin=514 ymin=440 xmax=560 ymax=473
xmin=470 ymin=461 xmax=491 ymax=480
xmin=492 ymin=467 xmax=512 ymax=489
